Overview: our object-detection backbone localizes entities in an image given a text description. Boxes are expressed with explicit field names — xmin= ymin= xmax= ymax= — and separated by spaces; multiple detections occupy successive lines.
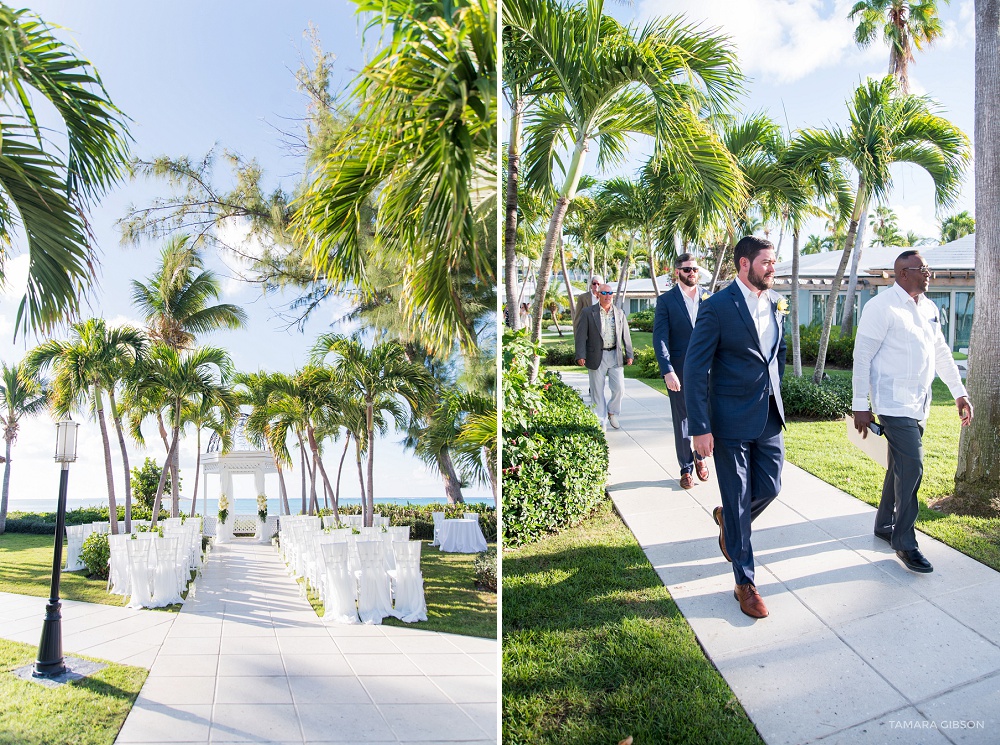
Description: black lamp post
xmin=33 ymin=415 xmax=79 ymax=678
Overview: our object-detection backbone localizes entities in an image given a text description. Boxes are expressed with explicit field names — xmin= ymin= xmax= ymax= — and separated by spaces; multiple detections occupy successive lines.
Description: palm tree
xmin=295 ymin=0 xmax=496 ymax=354
xmin=0 ymin=7 xmax=131 ymax=337
xmin=237 ymin=371 xmax=294 ymax=517
xmin=869 ymin=205 xmax=906 ymax=247
xmin=788 ymin=76 xmax=969 ymax=383
xmin=941 ymin=210 xmax=975 ymax=242
xmin=130 ymin=344 xmax=235 ymax=525
xmin=506 ymin=0 xmax=743 ymax=377
xmin=954 ymin=0 xmax=999 ymax=517
xmin=803 ymin=235 xmax=829 ymax=255
xmin=311 ymin=335 xmax=433 ymax=526
xmin=0 ymin=361 xmax=47 ymax=534
xmin=404 ymin=385 xmax=476 ymax=505
xmin=182 ymin=391 xmax=236 ymax=518
xmin=849 ymin=0 xmax=947 ymax=95
xmin=28 ymin=319 xmax=146 ymax=533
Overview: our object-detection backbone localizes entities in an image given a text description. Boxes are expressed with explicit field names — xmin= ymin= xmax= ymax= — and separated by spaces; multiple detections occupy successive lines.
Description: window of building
xmin=926 ymin=292 xmax=951 ymax=348
xmin=954 ymin=292 xmax=975 ymax=352
xmin=809 ymin=292 xmax=858 ymax=327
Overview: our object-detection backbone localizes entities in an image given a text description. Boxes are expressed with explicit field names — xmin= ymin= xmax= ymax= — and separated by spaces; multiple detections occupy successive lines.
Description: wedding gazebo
xmin=201 ymin=413 xmax=276 ymax=513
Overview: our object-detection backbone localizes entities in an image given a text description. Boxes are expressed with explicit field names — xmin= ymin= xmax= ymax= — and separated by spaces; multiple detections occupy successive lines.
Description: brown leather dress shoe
xmin=680 ymin=472 xmax=694 ymax=489
xmin=712 ymin=506 xmax=731 ymax=561
xmin=734 ymin=583 xmax=769 ymax=618
xmin=695 ymin=460 xmax=710 ymax=482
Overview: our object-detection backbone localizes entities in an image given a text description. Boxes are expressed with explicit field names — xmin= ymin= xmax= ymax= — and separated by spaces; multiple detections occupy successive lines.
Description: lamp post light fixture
xmin=33 ymin=415 xmax=80 ymax=678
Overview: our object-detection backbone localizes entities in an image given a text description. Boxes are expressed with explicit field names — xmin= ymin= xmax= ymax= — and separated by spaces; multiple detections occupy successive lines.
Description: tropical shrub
xmin=544 ymin=343 xmax=577 ymax=366
xmin=130 ymin=457 xmax=177 ymax=511
xmin=781 ymin=374 xmax=853 ymax=419
xmin=80 ymin=532 xmax=110 ymax=580
xmin=321 ymin=502 xmax=497 ymax=542
xmin=632 ymin=347 xmax=660 ymax=378
xmin=503 ymin=370 xmax=608 ymax=547
xmin=628 ymin=308 xmax=655 ymax=332
xmin=790 ymin=325 xmax=857 ymax=368
xmin=474 ymin=547 xmax=497 ymax=592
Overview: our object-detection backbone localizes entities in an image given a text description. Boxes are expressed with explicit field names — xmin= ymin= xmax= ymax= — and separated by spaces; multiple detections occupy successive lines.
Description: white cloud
xmin=892 ymin=203 xmax=940 ymax=242
xmin=1 ymin=254 xmax=30 ymax=301
xmin=937 ymin=1 xmax=975 ymax=51
xmin=215 ymin=217 xmax=269 ymax=299
xmin=636 ymin=0 xmax=876 ymax=84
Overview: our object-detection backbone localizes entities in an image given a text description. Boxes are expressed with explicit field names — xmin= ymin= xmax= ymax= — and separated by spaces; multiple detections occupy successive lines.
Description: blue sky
xmin=3 ymin=1 xmax=491 ymax=508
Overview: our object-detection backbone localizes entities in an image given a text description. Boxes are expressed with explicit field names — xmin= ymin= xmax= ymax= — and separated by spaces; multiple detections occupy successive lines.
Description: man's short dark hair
xmin=733 ymin=236 xmax=774 ymax=270
xmin=896 ymin=249 xmax=921 ymax=263
xmin=675 ymin=252 xmax=696 ymax=267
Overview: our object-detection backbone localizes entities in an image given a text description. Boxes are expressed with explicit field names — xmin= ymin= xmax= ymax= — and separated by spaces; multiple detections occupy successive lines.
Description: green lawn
xmin=303 ymin=540 xmax=497 ymax=639
xmin=633 ymin=367 xmax=1000 ymax=572
xmin=503 ymin=500 xmax=762 ymax=745
xmin=0 ymin=638 xmax=146 ymax=745
xmin=0 ymin=534 xmax=125 ymax=607
xmin=541 ymin=331 xmax=653 ymax=351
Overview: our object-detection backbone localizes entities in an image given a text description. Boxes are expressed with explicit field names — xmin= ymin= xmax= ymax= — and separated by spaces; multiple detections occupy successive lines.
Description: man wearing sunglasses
xmin=575 ymin=283 xmax=633 ymax=429
xmin=852 ymin=250 xmax=973 ymax=574
xmin=573 ymin=274 xmax=605 ymax=331
xmin=653 ymin=253 xmax=711 ymax=490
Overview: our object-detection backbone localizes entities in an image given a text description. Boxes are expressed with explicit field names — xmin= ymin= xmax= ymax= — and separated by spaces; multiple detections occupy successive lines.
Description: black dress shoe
xmin=874 ymin=529 xmax=892 ymax=543
xmin=896 ymin=548 xmax=933 ymax=573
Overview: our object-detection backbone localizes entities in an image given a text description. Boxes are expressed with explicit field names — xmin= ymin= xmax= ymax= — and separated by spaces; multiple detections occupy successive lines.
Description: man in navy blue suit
xmin=684 ymin=236 xmax=787 ymax=619
xmin=653 ymin=253 xmax=711 ymax=490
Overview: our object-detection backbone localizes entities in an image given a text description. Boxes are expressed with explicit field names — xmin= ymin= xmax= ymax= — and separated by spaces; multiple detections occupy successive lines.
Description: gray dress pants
xmin=875 ymin=414 xmax=925 ymax=552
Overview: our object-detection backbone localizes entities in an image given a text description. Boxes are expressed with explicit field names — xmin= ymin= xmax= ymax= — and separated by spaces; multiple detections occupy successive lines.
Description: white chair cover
xmin=464 ymin=512 xmax=479 ymax=523
xmin=64 ymin=525 xmax=87 ymax=571
xmin=91 ymin=522 xmax=111 ymax=535
xmin=107 ymin=534 xmax=131 ymax=596
xmin=355 ymin=540 xmax=392 ymax=625
xmin=320 ymin=541 xmax=359 ymax=625
xmin=390 ymin=540 xmax=427 ymax=623
xmin=373 ymin=515 xmax=390 ymax=528
xmin=431 ymin=512 xmax=445 ymax=546
xmin=149 ymin=536 xmax=183 ymax=607
xmin=125 ymin=538 xmax=154 ymax=609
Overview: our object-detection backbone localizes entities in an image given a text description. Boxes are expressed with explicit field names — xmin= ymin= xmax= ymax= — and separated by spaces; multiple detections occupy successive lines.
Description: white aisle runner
xmin=115 ymin=540 xmax=497 ymax=744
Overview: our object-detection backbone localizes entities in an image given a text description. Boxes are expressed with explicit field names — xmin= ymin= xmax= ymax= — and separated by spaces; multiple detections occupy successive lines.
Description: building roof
xmin=864 ymin=233 xmax=975 ymax=274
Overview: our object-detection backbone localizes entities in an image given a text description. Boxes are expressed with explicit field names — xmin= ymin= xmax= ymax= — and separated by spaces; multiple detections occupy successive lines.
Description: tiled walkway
xmin=1 ymin=539 xmax=497 ymax=744
xmin=563 ymin=372 xmax=1000 ymax=745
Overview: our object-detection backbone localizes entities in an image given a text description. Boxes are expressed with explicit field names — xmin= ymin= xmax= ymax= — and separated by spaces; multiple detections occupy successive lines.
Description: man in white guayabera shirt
xmin=852 ymin=250 xmax=973 ymax=574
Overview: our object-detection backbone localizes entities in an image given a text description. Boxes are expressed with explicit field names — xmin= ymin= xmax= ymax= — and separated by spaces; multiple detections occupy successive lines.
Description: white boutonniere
xmin=776 ymin=297 xmax=789 ymax=316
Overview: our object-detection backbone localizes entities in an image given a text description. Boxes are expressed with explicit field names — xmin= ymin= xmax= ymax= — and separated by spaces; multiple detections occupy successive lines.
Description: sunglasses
xmin=901 ymin=265 xmax=931 ymax=276
xmin=598 ymin=291 xmax=614 ymax=296
xmin=677 ymin=267 xmax=699 ymax=274
xmin=591 ymin=281 xmax=601 ymax=286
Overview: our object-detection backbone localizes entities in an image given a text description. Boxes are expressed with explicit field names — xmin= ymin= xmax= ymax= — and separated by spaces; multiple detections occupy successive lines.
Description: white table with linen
xmin=437 ymin=518 xmax=488 ymax=553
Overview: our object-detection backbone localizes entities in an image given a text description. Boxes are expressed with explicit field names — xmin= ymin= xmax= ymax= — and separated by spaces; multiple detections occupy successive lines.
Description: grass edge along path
xmin=502 ymin=499 xmax=763 ymax=745
xmin=301 ymin=539 xmax=497 ymax=639
xmin=631 ymin=370 xmax=1000 ymax=572
xmin=0 ymin=637 xmax=147 ymax=745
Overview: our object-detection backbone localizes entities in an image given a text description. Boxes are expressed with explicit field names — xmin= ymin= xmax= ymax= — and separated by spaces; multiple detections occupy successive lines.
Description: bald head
xmin=894 ymin=250 xmax=930 ymax=298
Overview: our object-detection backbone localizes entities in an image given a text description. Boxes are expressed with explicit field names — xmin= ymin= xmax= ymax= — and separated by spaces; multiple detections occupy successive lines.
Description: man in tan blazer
xmin=573 ymin=274 xmax=604 ymax=330
xmin=575 ymin=283 xmax=633 ymax=429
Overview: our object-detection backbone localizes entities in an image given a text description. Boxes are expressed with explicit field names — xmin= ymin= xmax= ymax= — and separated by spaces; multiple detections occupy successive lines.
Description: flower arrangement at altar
xmin=218 ymin=494 xmax=230 ymax=525
xmin=257 ymin=494 xmax=268 ymax=522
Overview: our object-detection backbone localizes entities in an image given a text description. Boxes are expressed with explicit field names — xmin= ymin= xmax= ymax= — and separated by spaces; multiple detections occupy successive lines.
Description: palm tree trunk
xmin=354 ymin=436 xmax=366 ymax=525
xmin=276 ymin=461 xmax=290 ymax=516
xmin=107 ymin=391 xmax=133 ymax=533
xmin=0 ymin=437 xmax=12 ymax=535
xmin=954 ymin=0 xmax=1000 ymax=517
xmin=516 ymin=257 xmax=532 ymax=307
xmin=309 ymin=450 xmax=320 ymax=515
xmin=94 ymin=386 xmax=120 ymax=535
xmin=299 ymin=442 xmax=307 ymax=515
xmin=559 ymin=236 xmax=576 ymax=323
xmin=529 ymin=137 xmax=590 ymax=379
xmin=840 ymin=205 xmax=868 ymax=336
xmin=483 ymin=445 xmax=497 ymax=507
xmin=190 ymin=428 xmax=202 ymax=517
xmin=335 ymin=434 xmax=351 ymax=510
xmin=365 ymin=404 xmax=376 ymax=527
xmin=647 ymin=231 xmax=660 ymax=296
xmin=613 ymin=232 xmax=636 ymax=308
xmin=814 ymin=180 xmax=867 ymax=383
xmin=438 ymin=447 xmax=465 ymax=504
xmin=311 ymin=440 xmax=340 ymax=522
xmin=791 ymin=228 xmax=803 ymax=377
xmin=151 ymin=426 xmax=179 ymax=528
xmin=170 ymin=437 xmax=180 ymax=518
xmin=505 ymin=95 xmax=525 ymax=330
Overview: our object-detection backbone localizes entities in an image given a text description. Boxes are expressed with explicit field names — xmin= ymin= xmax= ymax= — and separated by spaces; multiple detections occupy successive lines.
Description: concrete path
xmin=562 ymin=371 xmax=1000 ymax=745
xmin=1 ymin=539 xmax=497 ymax=744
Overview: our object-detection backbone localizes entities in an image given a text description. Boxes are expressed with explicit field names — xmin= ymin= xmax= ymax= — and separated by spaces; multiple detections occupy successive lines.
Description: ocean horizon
xmin=7 ymin=495 xmax=494 ymax=516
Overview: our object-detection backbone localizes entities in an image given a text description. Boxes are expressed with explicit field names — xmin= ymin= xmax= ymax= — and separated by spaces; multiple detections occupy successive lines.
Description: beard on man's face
xmin=677 ymin=270 xmax=697 ymax=287
xmin=748 ymin=263 xmax=774 ymax=291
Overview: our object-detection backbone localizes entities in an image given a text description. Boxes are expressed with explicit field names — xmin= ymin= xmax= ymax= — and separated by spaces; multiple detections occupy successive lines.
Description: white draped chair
xmin=90 ymin=522 xmax=111 ymax=535
xmin=389 ymin=540 xmax=427 ymax=623
xmin=125 ymin=538 xmax=154 ymax=609
xmin=107 ymin=534 xmax=131 ymax=596
xmin=464 ymin=512 xmax=479 ymax=522
xmin=373 ymin=515 xmax=390 ymax=528
xmin=431 ymin=512 xmax=445 ymax=546
xmin=64 ymin=525 xmax=87 ymax=571
xmin=355 ymin=540 xmax=393 ymax=624
xmin=320 ymin=541 xmax=360 ymax=625
xmin=149 ymin=536 xmax=184 ymax=607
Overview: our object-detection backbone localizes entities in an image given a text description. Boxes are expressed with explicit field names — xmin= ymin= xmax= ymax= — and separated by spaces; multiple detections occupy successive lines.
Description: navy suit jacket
xmin=652 ymin=284 xmax=708 ymax=377
xmin=684 ymin=280 xmax=787 ymax=441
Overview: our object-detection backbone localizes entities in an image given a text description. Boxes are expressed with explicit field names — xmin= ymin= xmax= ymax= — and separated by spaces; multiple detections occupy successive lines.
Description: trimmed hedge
xmin=628 ymin=308 xmax=655 ymax=332
xmin=632 ymin=347 xmax=660 ymax=378
xmin=503 ymin=372 xmax=609 ymax=547
xmin=319 ymin=502 xmax=497 ymax=543
xmin=3 ymin=504 xmax=169 ymax=535
xmin=781 ymin=373 xmax=853 ymax=419
xmin=544 ymin=343 xmax=577 ymax=366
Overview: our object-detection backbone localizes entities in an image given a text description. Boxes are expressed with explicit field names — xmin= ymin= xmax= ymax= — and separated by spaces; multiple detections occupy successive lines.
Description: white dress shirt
xmin=735 ymin=277 xmax=777 ymax=355
xmin=681 ymin=287 xmax=699 ymax=326
xmin=852 ymin=282 xmax=967 ymax=420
